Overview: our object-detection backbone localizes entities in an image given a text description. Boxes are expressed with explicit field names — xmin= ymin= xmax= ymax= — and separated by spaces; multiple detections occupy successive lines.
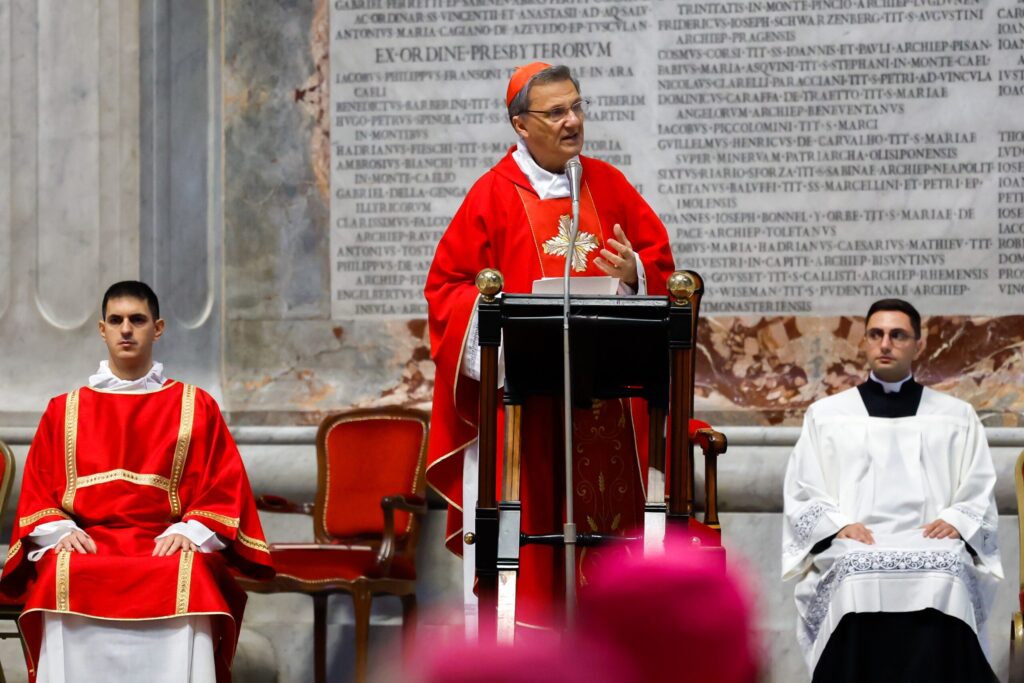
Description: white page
xmin=531 ymin=276 xmax=620 ymax=295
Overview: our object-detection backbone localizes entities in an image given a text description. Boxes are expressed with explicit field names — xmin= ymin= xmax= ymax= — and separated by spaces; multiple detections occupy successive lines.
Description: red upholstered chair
xmin=1010 ymin=448 xmax=1024 ymax=683
xmin=0 ymin=439 xmax=25 ymax=683
xmin=237 ymin=408 xmax=429 ymax=683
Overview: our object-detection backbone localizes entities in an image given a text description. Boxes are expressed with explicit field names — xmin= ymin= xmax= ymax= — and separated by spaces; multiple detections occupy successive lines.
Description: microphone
xmin=565 ymin=158 xmax=582 ymax=203
xmin=561 ymin=156 xmax=583 ymax=625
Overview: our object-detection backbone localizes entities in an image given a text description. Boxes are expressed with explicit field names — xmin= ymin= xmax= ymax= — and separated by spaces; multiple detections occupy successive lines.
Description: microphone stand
xmin=561 ymin=158 xmax=582 ymax=628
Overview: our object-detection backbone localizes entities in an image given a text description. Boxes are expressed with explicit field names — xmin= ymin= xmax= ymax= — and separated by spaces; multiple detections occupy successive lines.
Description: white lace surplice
xmin=781 ymin=386 xmax=1002 ymax=674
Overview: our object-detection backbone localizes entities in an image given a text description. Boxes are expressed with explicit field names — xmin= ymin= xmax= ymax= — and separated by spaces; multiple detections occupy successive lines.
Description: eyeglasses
xmin=865 ymin=328 xmax=918 ymax=345
xmin=523 ymin=98 xmax=590 ymax=123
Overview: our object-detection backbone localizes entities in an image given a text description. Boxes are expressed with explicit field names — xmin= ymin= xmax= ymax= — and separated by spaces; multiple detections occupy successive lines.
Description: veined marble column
xmin=0 ymin=0 xmax=140 ymax=419
xmin=0 ymin=0 xmax=225 ymax=419
xmin=139 ymin=0 xmax=223 ymax=399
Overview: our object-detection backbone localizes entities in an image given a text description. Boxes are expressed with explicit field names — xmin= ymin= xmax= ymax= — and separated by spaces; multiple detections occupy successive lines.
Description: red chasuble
xmin=1 ymin=381 xmax=274 ymax=682
xmin=424 ymin=150 xmax=675 ymax=627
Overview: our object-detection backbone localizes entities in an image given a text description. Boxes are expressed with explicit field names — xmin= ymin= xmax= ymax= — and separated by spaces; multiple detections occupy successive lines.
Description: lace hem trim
xmin=800 ymin=549 xmax=983 ymax=647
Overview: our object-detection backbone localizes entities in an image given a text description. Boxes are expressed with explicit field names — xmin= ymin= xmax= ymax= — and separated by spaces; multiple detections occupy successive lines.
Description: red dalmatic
xmin=425 ymin=150 xmax=676 ymax=627
xmin=1 ymin=381 xmax=274 ymax=682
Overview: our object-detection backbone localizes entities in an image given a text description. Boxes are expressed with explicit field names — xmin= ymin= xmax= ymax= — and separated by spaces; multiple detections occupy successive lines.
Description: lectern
xmin=468 ymin=269 xmax=728 ymax=642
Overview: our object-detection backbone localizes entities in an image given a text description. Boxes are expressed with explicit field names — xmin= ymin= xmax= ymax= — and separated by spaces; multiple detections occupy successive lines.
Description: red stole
xmin=516 ymin=183 xmax=607 ymax=277
xmin=511 ymin=184 xmax=645 ymax=625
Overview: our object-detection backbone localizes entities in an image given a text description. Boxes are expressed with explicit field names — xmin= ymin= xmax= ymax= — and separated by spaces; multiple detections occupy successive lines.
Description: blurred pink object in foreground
xmin=577 ymin=544 xmax=761 ymax=683
xmin=419 ymin=634 xmax=632 ymax=683
xmin=418 ymin=541 xmax=760 ymax=683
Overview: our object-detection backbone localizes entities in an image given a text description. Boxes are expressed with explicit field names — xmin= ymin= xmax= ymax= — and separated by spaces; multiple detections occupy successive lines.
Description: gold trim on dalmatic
xmin=185 ymin=510 xmax=239 ymax=528
xmin=56 ymin=551 xmax=71 ymax=612
xmin=237 ymin=531 xmax=270 ymax=554
xmin=61 ymin=389 xmax=80 ymax=513
xmin=175 ymin=550 xmax=194 ymax=615
xmin=19 ymin=508 xmax=71 ymax=528
xmin=7 ymin=540 xmax=21 ymax=561
xmin=169 ymin=385 xmax=197 ymax=518
xmin=77 ymin=469 xmax=171 ymax=491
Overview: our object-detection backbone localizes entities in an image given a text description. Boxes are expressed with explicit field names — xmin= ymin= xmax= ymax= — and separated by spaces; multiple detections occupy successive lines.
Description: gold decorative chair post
xmin=1010 ymin=448 xmax=1024 ymax=683
xmin=471 ymin=268 xmax=504 ymax=641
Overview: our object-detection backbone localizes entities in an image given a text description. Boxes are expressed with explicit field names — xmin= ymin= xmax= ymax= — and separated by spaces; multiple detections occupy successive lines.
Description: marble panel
xmin=0 ymin=0 xmax=139 ymax=415
xmin=220 ymin=0 xmax=442 ymax=417
xmin=164 ymin=1 xmax=212 ymax=328
xmin=0 ymin=0 xmax=10 ymax=322
xmin=222 ymin=0 xmax=327 ymax=322
xmin=35 ymin=1 xmax=102 ymax=329
xmin=138 ymin=0 xmax=222 ymax=398
xmin=220 ymin=0 xmax=1011 ymax=429
xmin=97 ymin=0 xmax=139 ymax=283
xmin=697 ymin=314 xmax=1024 ymax=427
xmin=222 ymin=318 xmax=431 ymax=421
xmin=239 ymin=311 xmax=1019 ymax=427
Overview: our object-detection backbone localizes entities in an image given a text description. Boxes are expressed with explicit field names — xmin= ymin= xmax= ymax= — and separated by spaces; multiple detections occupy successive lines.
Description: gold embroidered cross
xmin=542 ymin=214 xmax=598 ymax=272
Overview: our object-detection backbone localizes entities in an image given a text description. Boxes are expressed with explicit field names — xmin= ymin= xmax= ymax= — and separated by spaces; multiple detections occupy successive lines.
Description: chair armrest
xmin=255 ymin=494 xmax=314 ymax=515
xmin=695 ymin=428 xmax=728 ymax=531
xmin=693 ymin=427 xmax=727 ymax=456
xmin=377 ymin=494 xmax=428 ymax=574
xmin=381 ymin=494 xmax=427 ymax=515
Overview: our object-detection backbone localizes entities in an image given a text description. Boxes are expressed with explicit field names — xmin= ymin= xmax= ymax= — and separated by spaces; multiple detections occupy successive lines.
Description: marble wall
xmin=216 ymin=0 xmax=1024 ymax=431
xmin=1 ymin=0 xmax=1020 ymax=430
xmin=699 ymin=314 xmax=1024 ymax=426
xmin=220 ymin=0 xmax=428 ymax=424
xmin=138 ymin=0 xmax=224 ymax=397
xmin=0 ymin=0 xmax=140 ymax=420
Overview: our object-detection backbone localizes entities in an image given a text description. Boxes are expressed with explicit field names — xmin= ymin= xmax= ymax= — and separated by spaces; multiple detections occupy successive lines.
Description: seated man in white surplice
xmin=782 ymin=298 xmax=1001 ymax=683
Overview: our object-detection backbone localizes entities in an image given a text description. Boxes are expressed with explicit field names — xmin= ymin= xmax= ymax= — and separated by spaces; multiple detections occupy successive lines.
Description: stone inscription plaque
xmin=330 ymin=0 xmax=1024 ymax=319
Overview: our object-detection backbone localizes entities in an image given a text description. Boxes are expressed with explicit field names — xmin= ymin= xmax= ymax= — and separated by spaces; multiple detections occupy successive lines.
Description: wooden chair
xmin=1011 ymin=448 xmax=1024 ymax=683
xmin=0 ymin=440 xmax=22 ymax=683
xmin=237 ymin=407 xmax=429 ymax=683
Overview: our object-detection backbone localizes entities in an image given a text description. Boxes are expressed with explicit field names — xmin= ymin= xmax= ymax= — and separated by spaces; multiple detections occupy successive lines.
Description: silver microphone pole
xmin=562 ymin=158 xmax=582 ymax=627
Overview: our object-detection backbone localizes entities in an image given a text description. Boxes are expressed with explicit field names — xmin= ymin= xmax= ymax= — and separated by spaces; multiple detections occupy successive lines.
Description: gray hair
xmin=507 ymin=65 xmax=582 ymax=122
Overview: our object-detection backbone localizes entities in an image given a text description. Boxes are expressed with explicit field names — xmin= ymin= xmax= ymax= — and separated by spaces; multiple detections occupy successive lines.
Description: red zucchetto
xmin=505 ymin=62 xmax=552 ymax=107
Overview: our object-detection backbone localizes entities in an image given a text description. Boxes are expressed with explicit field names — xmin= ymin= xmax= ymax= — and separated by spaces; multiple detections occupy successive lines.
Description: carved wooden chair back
xmin=313 ymin=407 xmax=428 ymax=554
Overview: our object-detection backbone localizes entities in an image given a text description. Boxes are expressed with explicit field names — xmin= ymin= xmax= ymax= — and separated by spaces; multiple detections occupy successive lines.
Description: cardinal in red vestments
xmin=1 ymin=281 xmax=273 ymax=683
xmin=424 ymin=63 xmax=675 ymax=629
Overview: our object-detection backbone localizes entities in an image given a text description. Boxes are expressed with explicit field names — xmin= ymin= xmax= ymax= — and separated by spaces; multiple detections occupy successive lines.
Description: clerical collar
xmin=88 ymin=361 xmax=166 ymax=393
xmin=511 ymin=138 xmax=579 ymax=200
xmin=857 ymin=373 xmax=923 ymax=418
xmin=869 ymin=371 xmax=912 ymax=394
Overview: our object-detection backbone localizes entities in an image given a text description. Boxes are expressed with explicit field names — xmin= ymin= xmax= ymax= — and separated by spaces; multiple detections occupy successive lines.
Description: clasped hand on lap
xmin=836 ymin=520 xmax=961 ymax=546
xmin=52 ymin=529 xmax=198 ymax=555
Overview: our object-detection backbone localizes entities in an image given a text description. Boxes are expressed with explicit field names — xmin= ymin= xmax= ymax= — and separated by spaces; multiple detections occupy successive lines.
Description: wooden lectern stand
xmin=468 ymin=269 xmax=728 ymax=643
